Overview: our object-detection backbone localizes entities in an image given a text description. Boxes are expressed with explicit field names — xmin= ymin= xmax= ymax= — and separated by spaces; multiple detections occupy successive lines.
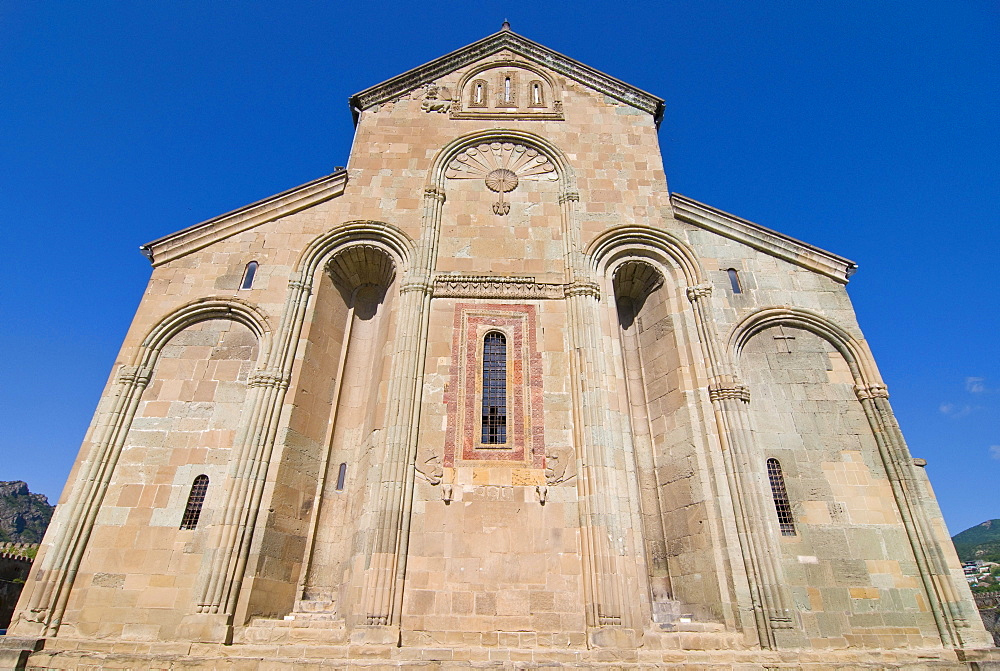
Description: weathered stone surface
xmin=8 ymin=25 xmax=995 ymax=669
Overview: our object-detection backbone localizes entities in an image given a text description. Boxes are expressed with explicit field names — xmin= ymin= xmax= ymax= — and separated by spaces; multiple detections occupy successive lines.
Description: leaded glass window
xmin=481 ymin=332 xmax=507 ymax=444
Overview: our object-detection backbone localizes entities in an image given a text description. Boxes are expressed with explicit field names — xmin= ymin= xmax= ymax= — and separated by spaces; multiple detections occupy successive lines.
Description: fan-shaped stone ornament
xmin=445 ymin=142 xmax=558 ymax=216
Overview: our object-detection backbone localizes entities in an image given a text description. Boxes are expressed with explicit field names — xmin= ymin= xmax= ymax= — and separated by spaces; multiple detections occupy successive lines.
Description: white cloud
xmin=940 ymin=403 xmax=979 ymax=418
xmin=989 ymin=446 xmax=1000 ymax=461
xmin=967 ymin=377 xmax=988 ymax=394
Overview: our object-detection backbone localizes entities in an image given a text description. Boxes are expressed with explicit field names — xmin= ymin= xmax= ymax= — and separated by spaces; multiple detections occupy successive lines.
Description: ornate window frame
xmin=443 ymin=303 xmax=544 ymax=467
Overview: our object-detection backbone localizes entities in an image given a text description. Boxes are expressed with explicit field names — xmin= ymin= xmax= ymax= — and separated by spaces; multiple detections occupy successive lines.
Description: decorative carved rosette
xmin=445 ymin=142 xmax=557 ymax=216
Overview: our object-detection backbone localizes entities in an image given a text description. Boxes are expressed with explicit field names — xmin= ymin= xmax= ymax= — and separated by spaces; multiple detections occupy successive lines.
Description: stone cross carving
xmin=772 ymin=325 xmax=796 ymax=353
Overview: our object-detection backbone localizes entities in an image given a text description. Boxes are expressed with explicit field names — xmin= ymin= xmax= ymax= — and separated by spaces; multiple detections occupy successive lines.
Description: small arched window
xmin=727 ymin=268 xmax=742 ymax=294
xmin=503 ymin=76 xmax=512 ymax=103
xmin=481 ymin=332 xmax=507 ymax=445
xmin=241 ymin=261 xmax=258 ymax=290
xmin=335 ymin=462 xmax=347 ymax=491
xmin=766 ymin=459 xmax=796 ymax=536
xmin=470 ymin=79 xmax=488 ymax=107
xmin=180 ymin=475 xmax=209 ymax=530
xmin=530 ymin=81 xmax=545 ymax=106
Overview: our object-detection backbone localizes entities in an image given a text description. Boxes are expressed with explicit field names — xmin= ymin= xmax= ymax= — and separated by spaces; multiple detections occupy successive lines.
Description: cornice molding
xmin=670 ymin=193 xmax=858 ymax=284
xmin=140 ymin=170 xmax=349 ymax=267
xmin=349 ymin=30 xmax=664 ymax=123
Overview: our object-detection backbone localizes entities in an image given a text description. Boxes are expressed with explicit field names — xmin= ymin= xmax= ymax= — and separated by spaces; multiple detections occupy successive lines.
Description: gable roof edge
xmin=140 ymin=170 xmax=348 ymax=267
xmin=349 ymin=29 xmax=664 ymax=124
xmin=670 ymin=193 xmax=858 ymax=283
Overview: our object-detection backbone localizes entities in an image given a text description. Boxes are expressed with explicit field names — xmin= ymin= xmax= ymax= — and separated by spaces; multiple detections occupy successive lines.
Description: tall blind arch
xmin=180 ymin=475 xmax=209 ymax=530
xmin=481 ymin=331 xmax=507 ymax=444
xmin=766 ymin=459 xmax=796 ymax=536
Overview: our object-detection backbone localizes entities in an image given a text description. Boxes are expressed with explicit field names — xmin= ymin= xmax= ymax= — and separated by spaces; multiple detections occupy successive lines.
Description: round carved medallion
xmin=485 ymin=168 xmax=518 ymax=193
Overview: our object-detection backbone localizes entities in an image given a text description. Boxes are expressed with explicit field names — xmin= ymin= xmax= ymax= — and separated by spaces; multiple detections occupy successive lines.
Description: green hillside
xmin=952 ymin=519 xmax=1000 ymax=563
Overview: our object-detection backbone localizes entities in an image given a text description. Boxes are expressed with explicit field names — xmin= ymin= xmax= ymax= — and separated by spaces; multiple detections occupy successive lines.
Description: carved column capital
xmin=565 ymin=280 xmax=600 ymax=299
xmin=247 ymin=370 xmax=290 ymax=390
xmin=117 ymin=365 xmax=152 ymax=388
xmin=288 ymin=278 xmax=312 ymax=295
xmin=708 ymin=382 xmax=751 ymax=403
xmin=400 ymin=280 xmax=434 ymax=296
xmin=559 ymin=191 xmax=580 ymax=204
xmin=686 ymin=284 xmax=713 ymax=302
xmin=423 ymin=186 xmax=446 ymax=203
xmin=854 ymin=383 xmax=889 ymax=400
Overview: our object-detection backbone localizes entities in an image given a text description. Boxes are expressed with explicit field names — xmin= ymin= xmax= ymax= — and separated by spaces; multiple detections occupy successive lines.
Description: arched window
xmin=335 ymin=462 xmax=347 ymax=491
xmin=766 ymin=459 xmax=796 ymax=536
xmin=727 ymin=268 xmax=742 ymax=294
xmin=180 ymin=475 xmax=209 ymax=530
xmin=481 ymin=332 xmax=507 ymax=444
xmin=241 ymin=261 xmax=258 ymax=290
xmin=503 ymin=76 xmax=512 ymax=103
xmin=470 ymin=79 xmax=488 ymax=107
xmin=530 ymin=80 xmax=545 ymax=106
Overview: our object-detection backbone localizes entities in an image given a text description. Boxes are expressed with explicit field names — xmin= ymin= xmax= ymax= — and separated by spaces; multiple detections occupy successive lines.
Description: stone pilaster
xmin=686 ymin=286 xmax=798 ymax=648
xmin=19 ymin=364 xmax=153 ymax=636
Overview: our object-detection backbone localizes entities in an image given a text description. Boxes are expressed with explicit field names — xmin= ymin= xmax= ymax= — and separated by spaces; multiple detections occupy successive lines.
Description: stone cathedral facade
xmin=6 ymin=27 xmax=995 ymax=669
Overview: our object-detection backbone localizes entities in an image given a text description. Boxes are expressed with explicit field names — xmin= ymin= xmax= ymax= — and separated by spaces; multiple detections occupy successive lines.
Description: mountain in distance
xmin=0 ymin=481 xmax=54 ymax=544
xmin=952 ymin=519 xmax=1000 ymax=563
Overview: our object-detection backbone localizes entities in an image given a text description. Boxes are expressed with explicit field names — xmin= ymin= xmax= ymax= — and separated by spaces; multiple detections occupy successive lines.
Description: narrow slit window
xmin=504 ymin=77 xmax=511 ymax=103
xmin=336 ymin=462 xmax=347 ymax=491
xmin=241 ymin=261 xmax=258 ymax=290
xmin=531 ymin=82 xmax=543 ymax=105
xmin=727 ymin=268 xmax=742 ymax=294
xmin=470 ymin=79 xmax=487 ymax=107
xmin=180 ymin=475 xmax=209 ymax=530
xmin=481 ymin=332 xmax=507 ymax=444
xmin=766 ymin=459 xmax=796 ymax=536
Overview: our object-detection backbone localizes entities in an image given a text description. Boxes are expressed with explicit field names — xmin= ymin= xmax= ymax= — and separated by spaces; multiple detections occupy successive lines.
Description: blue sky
xmin=1 ymin=2 xmax=997 ymax=534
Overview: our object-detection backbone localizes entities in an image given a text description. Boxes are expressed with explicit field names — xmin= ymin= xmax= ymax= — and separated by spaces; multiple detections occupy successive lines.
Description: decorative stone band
xmin=558 ymin=191 xmax=580 ymax=204
xmin=686 ymin=284 xmax=713 ymax=302
xmin=423 ymin=187 xmax=446 ymax=203
xmin=247 ymin=369 xmax=290 ymax=390
xmin=432 ymin=274 xmax=564 ymax=299
xmin=708 ymin=382 xmax=751 ymax=403
xmin=854 ymin=383 xmax=889 ymax=400
xmin=116 ymin=365 xmax=153 ymax=388
xmin=564 ymin=280 xmax=601 ymax=299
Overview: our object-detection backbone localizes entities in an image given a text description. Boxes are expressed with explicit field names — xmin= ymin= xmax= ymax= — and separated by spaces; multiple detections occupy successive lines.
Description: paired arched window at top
xmin=529 ymin=81 xmax=545 ymax=106
xmin=766 ymin=459 xmax=796 ymax=536
xmin=180 ymin=475 xmax=209 ymax=530
xmin=470 ymin=79 xmax=488 ymax=107
xmin=481 ymin=331 xmax=507 ymax=444
xmin=240 ymin=261 xmax=258 ymax=290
